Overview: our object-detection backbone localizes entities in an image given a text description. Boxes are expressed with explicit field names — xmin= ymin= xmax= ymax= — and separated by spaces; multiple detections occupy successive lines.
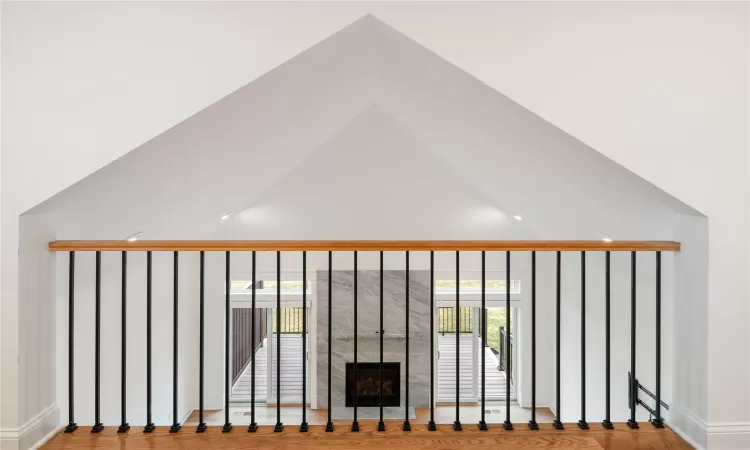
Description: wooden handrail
xmin=48 ymin=240 xmax=681 ymax=252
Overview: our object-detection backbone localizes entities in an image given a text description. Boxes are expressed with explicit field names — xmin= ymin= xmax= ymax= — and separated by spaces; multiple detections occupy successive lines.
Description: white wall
xmin=54 ymin=250 xmax=201 ymax=428
xmin=12 ymin=214 xmax=59 ymax=450
xmin=672 ymin=215 xmax=710 ymax=447
xmin=2 ymin=2 xmax=748 ymax=448
xmin=552 ymin=251 xmax=673 ymax=424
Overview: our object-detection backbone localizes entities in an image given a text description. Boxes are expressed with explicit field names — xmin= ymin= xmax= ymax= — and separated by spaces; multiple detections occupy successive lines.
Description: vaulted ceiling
xmin=30 ymin=15 xmax=700 ymax=248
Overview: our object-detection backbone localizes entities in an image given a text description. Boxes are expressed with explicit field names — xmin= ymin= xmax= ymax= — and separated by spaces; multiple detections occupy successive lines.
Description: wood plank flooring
xmin=232 ymin=335 xmax=307 ymax=404
xmin=437 ymin=334 xmax=510 ymax=401
xmin=270 ymin=334 xmax=306 ymax=404
xmin=42 ymin=423 xmax=693 ymax=449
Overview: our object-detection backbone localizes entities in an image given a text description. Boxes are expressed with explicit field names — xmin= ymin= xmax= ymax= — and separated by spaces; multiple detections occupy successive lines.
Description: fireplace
xmin=345 ymin=362 xmax=400 ymax=407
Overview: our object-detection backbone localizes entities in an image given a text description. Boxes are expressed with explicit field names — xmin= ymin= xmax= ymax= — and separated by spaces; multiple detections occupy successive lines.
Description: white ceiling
xmin=31 ymin=15 xmax=700 ymax=251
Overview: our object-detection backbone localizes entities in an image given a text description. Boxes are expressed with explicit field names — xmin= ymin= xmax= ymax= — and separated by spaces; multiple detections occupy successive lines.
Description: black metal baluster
xmin=197 ymin=251 xmax=207 ymax=433
xmin=144 ymin=251 xmax=155 ymax=433
xmin=504 ymin=251 xmax=513 ymax=430
xmin=603 ymin=252 xmax=614 ymax=429
xmin=403 ymin=251 xmax=412 ymax=431
xmin=301 ymin=251 xmax=309 ymax=432
xmin=428 ymin=251 xmax=437 ymax=431
xmin=91 ymin=251 xmax=104 ymax=433
xmin=628 ymin=251 xmax=639 ymax=429
xmin=479 ymin=251 xmax=487 ymax=431
xmin=223 ymin=251 xmax=233 ymax=432
xmin=454 ymin=250 xmax=462 ymax=431
xmin=326 ymin=251 xmax=335 ymax=432
xmin=170 ymin=252 xmax=181 ymax=433
xmin=65 ymin=251 xmax=78 ymax=434
xmin=529 ymin=251 xmax=538 ymax=430
xmin=274 ymin=251 xmax=283 ymax=432
xmin=653 ymin=252 xmax=664 ymax=428
xmin=377 ymin=250 xmax=386 ymax=432
xmin=118 ymin=252 xmax=130 ymax=433
xmin=248 ymin=251 xmax=258 ymax=432
xmin=92 ymin=251 xmax=104 ymax=433
xmin=578 ymin=252 xmax=589 ymax=430
xmin=352 ymin=251 xmax=360 ymax=432
xmin=553 ymin=251 xmax=564 ymax=430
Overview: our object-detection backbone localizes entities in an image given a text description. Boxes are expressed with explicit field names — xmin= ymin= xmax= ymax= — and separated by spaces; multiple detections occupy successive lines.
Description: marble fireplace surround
xmin=316 ymin=270 xmax=430 ymax=410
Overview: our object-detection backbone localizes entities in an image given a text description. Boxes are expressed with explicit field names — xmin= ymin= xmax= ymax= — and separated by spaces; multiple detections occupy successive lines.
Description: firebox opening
xmin=345 ymin=362 xmax=400 ymax=407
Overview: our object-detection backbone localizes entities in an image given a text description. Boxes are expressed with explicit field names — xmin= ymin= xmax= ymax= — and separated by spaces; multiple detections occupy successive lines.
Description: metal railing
xmin=232 ymin=308 xmax=266 ymax=384
xmin=49 ymin=240 xmax=678 ymax=434
xmin=438 ymin=307 xmax=473 ymax=334
xmin=273 ymin=307 xmax=304 ymax=334
xmin=497 ymin=326 xmax=513 ymax=384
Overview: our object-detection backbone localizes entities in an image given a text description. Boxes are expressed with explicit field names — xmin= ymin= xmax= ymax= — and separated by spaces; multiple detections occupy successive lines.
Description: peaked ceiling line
xmin=25 ymin=13 xmax=696 ymax=243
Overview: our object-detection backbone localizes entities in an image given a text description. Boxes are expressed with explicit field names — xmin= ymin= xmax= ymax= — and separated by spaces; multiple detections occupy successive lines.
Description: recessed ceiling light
xmin=221 ymin=212 xmax=232 ymax=221
xmin=125 ymin=232 xmax=143 ymax=242
xmin=512 ymin=213 xmax=523 ymax=221
xmin=598 ymin=234 xmax=613 ymax=243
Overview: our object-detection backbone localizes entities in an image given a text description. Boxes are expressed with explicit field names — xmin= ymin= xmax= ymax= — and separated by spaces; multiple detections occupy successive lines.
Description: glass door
xmin=436 ymin=305 xmax=478 ymax=403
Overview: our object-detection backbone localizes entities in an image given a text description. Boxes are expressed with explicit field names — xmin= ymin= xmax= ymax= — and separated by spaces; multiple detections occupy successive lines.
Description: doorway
xmin=481 ymin=307 xmax=516 ymax=401
xmin=229 ymin=306 xmax=310 ymax=405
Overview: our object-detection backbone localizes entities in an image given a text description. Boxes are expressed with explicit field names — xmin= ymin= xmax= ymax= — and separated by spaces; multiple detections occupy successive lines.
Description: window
xmin=231 ymin=280 xmax=252 ymax=290
xmin=231 ymin=280 xmax=309 ymax=292
xmin=436 ymin=279 xmax=520 ymax=293
xmin=259 ymin=280 xmax=306 ymax=291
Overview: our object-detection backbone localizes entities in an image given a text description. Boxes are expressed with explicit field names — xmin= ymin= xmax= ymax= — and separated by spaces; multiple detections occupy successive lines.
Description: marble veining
xmin=316 ymin=270 xmax=431 ymax=409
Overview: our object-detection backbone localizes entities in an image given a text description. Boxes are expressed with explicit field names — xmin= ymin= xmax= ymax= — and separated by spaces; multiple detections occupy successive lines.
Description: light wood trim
xmin=48 ymin=240 xmax=680 ymax=252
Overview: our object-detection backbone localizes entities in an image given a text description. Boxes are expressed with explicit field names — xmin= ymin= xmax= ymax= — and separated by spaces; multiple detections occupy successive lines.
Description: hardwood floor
xmin=42 ymin=423 xmax=693 ymax=449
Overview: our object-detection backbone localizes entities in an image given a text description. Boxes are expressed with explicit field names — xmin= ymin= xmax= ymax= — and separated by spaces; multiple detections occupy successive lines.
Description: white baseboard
xmin=0 ymin=405 xmax=59 ymax=450
xmin=180 ymin=409 xmax=193 ymax=426
xmin=29 ymin=425 xmax=64 ymax=450
xmin=667 ymin=404 xmax=707 ymax=450
xmin=706 ymin=422 xmax=750 ymax=450
xmin=669 ymin=423 xmax=706 ymax=450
